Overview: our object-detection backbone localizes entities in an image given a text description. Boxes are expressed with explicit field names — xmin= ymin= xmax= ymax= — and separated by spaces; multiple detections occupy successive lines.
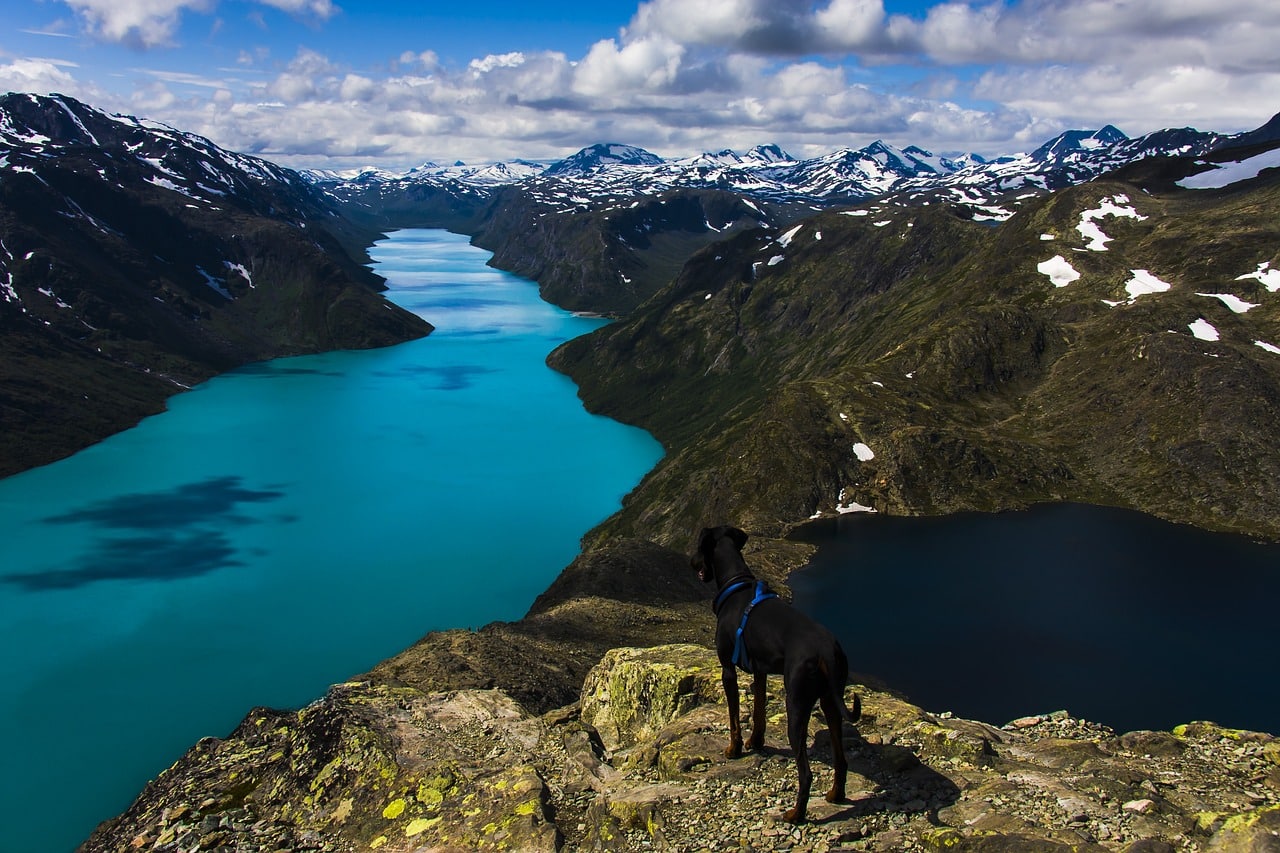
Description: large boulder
xmin=579 ymin=644 xmax=723 ymax=754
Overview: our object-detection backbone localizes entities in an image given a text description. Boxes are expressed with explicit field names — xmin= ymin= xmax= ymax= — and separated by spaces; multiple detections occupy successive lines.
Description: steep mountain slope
xmin=471 ymin=186 xmax=779 ymax=313
xmin=550 ymin=171 xmax=1280 ymax=544
xmin=0 ymin=93 xmax=431 ymax=476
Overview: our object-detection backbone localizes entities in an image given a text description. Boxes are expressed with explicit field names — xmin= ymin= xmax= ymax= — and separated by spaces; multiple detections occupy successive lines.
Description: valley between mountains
xmin=4 ymin=93 xmax=1280 ymax=851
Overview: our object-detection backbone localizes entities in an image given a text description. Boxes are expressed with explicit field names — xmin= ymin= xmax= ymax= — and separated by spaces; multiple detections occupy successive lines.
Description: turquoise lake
xmin=0 ymin=229 xmax=663 ymax=853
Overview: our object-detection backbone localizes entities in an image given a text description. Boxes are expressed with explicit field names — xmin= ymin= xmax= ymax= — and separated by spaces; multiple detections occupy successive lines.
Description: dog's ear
xmin=727 ymin=526 xmax=748 ymax=552
xmin=691 ymin=527 xmax=715 ymax=579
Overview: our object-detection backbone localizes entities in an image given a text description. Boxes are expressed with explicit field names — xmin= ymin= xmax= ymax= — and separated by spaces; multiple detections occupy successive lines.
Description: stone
xmin=579 ymin=644 xmax=723 ymax=753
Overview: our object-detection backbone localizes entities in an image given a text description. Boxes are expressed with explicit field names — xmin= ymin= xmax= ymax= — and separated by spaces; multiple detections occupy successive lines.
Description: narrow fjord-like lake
xmin=0 ymin=230 xmax=663 ymax=853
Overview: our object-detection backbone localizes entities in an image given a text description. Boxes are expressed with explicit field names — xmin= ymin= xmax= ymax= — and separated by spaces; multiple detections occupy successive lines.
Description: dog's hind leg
xmin=782 ymin=693 xmax=815 ymax=823
xmin=819 ymin=692 xmax=849 ymax=804
xmin=722 ymin=664 xmax=744 ymax=759
xmin=747 ymin=673 xmax=768 ymax=751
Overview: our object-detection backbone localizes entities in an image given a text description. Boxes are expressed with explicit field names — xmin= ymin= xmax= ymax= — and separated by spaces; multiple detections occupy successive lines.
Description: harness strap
xmin=731 ymin=581 xmax=778 ymax=672
xmin=712 ymin=578 xmax=752 ymax=615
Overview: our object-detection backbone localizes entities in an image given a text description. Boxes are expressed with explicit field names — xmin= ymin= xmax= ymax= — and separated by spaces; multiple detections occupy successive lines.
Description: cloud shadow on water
xmin=7 ymin=530 xmax=243 ymax=591
xmin=42 ymin=476 xmax=286 ymax=530
xmin=376 ymin=364 xmax=498 ymax=390
xmin=4 ymin=476 xmax=287 ymax=592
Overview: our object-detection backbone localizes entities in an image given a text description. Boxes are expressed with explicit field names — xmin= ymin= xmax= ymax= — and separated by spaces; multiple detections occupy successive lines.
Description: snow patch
xmin=852 ymin=443 xmax=875 ymax=461
xmin=767 ymin=254 xmax=786 ymax=266
xmin=873 ymin=220 xmax=891 ymax=227
xmin=1037 ymin=255 xmax=1081 ymax=288
xmin=841 ymin=209 xmax=870 ymax=216
xmin=1178 ymin=148 xmax=1280 ymax=189
xmin=1124 ymin=269 xmax=1171 ymax=301
xmin=224 ymin=261 xmax=254 ymax=288
xmin=836 ymin=488 xmax=877 ymax=514
xmin=1235 ymin=262 xmax=1280 ymax=292
xmin=1196 ymin=292 xmax=1258 ymax=313
xmin=1040 ymin=233 xmax=1055 ymax=241
xmin=37 ymin=287 xmax=72 ymax=308
xmin=776 ymin=224 xmax=803 ymax=248
xmin=1188 ymin=318 xmax=1219 ymax=341
xmin=1078 ymin=194 xmax=1146 ymax=251
xmin=1255 ymin=340 xmax=1280 ymax=355
xmin=146 ymin=175 xmax=199 ymax=199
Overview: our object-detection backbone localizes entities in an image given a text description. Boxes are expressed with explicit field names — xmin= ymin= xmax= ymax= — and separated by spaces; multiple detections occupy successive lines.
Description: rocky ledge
xmin=83 ymin=644 xmax=1279 ymax=853
xmin=82 ymin=540 xmax=1278 ymax=853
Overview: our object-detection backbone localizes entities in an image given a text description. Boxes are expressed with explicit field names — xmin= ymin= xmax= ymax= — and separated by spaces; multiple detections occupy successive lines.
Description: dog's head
xmin=691 ymin=525 xmax=749 ymax=583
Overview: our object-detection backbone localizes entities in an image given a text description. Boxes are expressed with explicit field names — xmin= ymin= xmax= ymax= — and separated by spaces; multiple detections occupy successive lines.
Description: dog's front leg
xmin=747 ymin=673 xmax=767 ymax=751
xmin=722 ymin=664 xmax=743 ymax=758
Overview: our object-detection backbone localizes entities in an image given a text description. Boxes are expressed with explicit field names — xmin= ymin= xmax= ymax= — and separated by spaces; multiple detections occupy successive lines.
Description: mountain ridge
xmin=0 ymin=92 xmax=432 ymax=476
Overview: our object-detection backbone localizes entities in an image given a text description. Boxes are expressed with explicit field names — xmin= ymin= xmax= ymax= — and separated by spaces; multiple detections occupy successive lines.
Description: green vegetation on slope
xmin=550 ymin=177 xmax=1280 ymax=545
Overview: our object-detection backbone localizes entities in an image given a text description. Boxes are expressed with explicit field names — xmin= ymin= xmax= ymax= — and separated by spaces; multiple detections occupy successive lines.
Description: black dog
xmin=692 ymin=524 xmax=860 ymax=823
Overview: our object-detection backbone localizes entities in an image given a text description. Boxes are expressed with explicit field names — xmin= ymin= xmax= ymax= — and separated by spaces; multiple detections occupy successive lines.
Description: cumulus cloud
xmin=0 ymin=56 xmax=86 ymax=94
xmin=59 ymin=0 xmax=337 ymax=49
xmin=573 ymin=36 xmax=685 ymax=98
xmin=626 ymin=0 xmax=901 ymax=55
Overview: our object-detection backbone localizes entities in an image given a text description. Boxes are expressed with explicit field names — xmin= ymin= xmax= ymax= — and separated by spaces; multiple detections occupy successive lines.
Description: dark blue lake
xmin=790 ymin=503 xmax=1279 ymax=736
xmin=0 ymin=230 xmax=663 ymax=853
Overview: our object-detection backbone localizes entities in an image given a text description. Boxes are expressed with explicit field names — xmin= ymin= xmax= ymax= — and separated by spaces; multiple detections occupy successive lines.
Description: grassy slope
xmin=550 ymin=176 xmax=1280 ymax=545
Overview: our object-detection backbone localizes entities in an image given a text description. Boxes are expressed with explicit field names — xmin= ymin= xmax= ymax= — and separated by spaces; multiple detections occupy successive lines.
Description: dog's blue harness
xmin=713 ymin=579 xmax=778 ymax=672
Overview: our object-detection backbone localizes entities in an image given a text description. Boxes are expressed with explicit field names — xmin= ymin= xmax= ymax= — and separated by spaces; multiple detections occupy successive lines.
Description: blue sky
xmin=2 ymin=0 xmax=1277 ymax=169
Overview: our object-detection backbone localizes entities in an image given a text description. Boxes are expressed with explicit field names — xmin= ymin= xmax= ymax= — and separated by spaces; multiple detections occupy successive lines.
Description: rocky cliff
xmin=82 ymin=539 xmax=1280 ymax=853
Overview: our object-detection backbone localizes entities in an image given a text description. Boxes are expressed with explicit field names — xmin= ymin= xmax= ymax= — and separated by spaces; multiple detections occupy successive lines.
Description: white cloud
xmin=59 ymin=0 xmax=338 ymax=49
xmin=814 ymin=0 xmax=890 ymax=49
xmin=573 ymin=36 xmax=685 ymax=98
xmin=468 ymin=52 xmax=526 ymax=74
xmin=8 ymin=0 xmax=1279 ymax=170
xmin=258 ymin=0 xmax=336 ymax=19
xmin=627 ymin=0 xmax=770 ymax=46
xmin=0 ymin=57 xmax=92 ymax=98
xmin=63 ymin=0 xmax=213 ymax=48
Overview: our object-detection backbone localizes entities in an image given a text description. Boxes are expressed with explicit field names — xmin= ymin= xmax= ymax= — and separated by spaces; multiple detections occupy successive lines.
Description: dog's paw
xmin=724 ymin=743 xmax=743 ymax=759
xmin=747 ymin=736 xmax=764 ymax=752
xmin=783 ymin=806 xmax=806 ymax=824
xmin=825 ymin=786 xmax=847 ymax=804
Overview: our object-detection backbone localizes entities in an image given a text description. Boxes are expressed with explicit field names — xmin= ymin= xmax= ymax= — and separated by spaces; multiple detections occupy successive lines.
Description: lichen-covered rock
xmin=1204 ymin=804 xmax=1280 ymax=852
xmin=578 ymin=644 xmax=723 ymax=754
xmin=82 ymin=641 xmax=1279 ymax=853
xmin=80 ymin=683 xmax=561 ymax=852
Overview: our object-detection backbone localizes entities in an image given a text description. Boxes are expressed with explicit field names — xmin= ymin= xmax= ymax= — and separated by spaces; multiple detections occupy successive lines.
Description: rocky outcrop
xmin=83 ymin=643 xmax=1280 ymax=852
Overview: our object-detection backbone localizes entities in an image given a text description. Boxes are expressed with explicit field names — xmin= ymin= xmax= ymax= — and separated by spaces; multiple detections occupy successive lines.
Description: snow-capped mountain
xmin=304 ymin=120 xmax=1238 ymax=223
xmin=0 ymin=92 xmax=428 ymax=475
xmin=0 ymin=91 xmax=335 ymax=224
xmin=543 ymin=142 xmax=665 ymax=176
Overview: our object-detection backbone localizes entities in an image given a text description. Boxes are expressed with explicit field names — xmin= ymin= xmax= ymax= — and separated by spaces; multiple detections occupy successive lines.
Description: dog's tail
xmin=823 ymin=648 xmax=861 ymax=724
xmin=843 ymin=690 xmax=862 ymax=724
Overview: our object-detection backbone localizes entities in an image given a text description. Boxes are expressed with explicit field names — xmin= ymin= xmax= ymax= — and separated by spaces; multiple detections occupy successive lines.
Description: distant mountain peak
xmin=746 ymin=143 xmax=793 ymax=164
xmin=1031 ymin=125 xmax=1129 ymax=161
xmin=543 ymin=142 xmax=664 ymax=176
